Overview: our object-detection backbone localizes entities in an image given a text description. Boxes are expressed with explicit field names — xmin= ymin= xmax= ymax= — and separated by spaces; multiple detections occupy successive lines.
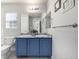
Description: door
xmin=28 ymin=38 xmax=39 ymax=56
xmin=40 ymin=38 xmax=52 ymax=56
xmin=16 ymin=38 xmax=28 ymax=56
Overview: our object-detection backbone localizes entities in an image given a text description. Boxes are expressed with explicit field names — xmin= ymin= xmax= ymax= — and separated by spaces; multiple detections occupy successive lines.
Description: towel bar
xmin=52 ymin=23 xmax=77 ymax=28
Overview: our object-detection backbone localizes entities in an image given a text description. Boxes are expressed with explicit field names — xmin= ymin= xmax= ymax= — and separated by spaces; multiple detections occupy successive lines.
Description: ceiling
xmin=1 ymin=0 xmax=48 ymax=4
xmin=2 ymin=0 xmax=48 ymax=17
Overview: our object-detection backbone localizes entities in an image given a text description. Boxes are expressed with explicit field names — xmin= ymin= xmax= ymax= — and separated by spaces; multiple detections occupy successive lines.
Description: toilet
xmin=1 ymin=45 xmax=11 ymax=59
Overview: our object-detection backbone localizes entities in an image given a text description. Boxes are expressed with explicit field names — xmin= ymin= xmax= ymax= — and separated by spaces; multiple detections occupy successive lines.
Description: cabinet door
xmin=28 ymin=38 xmax=39 ymax=56
xmin=16 ymin=38 xmax=28 ymax=56
xmin=40 ymin=38 xmax=52 ymax=56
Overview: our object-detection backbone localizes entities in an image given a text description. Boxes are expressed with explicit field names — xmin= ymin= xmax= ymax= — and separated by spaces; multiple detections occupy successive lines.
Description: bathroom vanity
xmin=16 ymin=35 xmax=52 ymax=57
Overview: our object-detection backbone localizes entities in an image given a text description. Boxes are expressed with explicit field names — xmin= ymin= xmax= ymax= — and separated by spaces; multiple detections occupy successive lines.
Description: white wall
xmin=1 ymin=4 xmax=20 ymax=45
xmin=1 ymin=3 xmax=29 ymax=45
xmin=46 ymin=0 xmax=78 ymax=59
xmin=21 ymin=14 xmax=29 ymax=33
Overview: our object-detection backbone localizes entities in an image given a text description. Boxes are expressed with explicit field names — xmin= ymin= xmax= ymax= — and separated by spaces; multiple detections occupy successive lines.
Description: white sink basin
xmin=36 ymin=35 xmax=52 ymax=37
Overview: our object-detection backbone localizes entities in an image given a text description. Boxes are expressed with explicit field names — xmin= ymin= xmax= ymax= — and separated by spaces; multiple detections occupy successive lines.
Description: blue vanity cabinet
xmin=16 ymin=38 xmax=28 ymax=56
xmin=40 ymin=38 xmax=52 ymax=56
xmin=16 ymin=37 xmax=52 ymax=57
xmin=27 ymin=38 xmax=39 ymax=56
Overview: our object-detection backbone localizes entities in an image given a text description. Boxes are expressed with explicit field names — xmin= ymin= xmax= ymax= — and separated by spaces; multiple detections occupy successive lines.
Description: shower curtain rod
xmin=52 ymin=23 xmax=78 ymax=28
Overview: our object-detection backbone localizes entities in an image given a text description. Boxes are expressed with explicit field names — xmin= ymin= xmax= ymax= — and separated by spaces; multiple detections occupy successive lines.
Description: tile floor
xmin=8 ymin=51 xmax=51 ymax=59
